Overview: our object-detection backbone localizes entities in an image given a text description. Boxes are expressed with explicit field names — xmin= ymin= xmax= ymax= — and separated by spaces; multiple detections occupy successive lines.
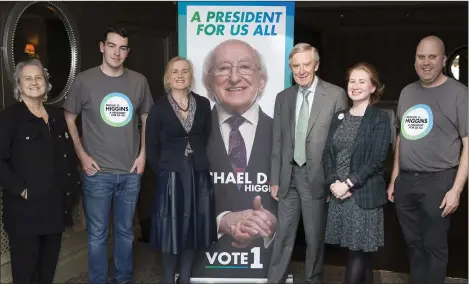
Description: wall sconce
xmin=24 ymin=43 xmax=35 ymax=56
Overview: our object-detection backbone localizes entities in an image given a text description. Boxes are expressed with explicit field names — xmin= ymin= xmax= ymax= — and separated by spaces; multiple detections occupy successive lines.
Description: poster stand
xmin=176 ymin=274 xmax=294 ymax=283
xmin=178 ymin=1 xmax=295 ymax=282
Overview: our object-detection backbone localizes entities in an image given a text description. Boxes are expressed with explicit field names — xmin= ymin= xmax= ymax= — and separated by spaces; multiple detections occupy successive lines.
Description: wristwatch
xmin=345 ymin=179 xmax=354 ymax=188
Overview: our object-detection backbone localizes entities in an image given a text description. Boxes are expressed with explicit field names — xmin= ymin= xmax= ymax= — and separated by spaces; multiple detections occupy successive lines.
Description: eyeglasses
xmin=212 ymin=62 xmax=260 ymax=76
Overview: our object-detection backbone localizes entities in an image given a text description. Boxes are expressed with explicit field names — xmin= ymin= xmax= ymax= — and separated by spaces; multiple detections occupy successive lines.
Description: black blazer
xmin=146 ymin=92 xmax=211 ymax=172
xmin=322 ymin=105 xmax=391 ymax=209
xmin=0 ymin=102 xmax=81 ymax=235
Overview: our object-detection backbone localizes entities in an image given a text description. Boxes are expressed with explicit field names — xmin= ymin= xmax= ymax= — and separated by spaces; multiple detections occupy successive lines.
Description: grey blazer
xmin=270 ymin=77 xmax=348 ymax=199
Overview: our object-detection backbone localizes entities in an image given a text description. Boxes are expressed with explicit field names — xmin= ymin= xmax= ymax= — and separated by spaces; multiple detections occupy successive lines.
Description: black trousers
xmin=162 ymin=249 xmax=196 ymax=284
xmin=8 ymin=233 xmax=62 ymax=284
xmin=394 ymin=168 xmax=456 ymax=284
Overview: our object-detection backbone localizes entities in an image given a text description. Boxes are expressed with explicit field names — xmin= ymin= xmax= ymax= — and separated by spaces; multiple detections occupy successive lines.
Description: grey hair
xmin=288 ymin=43 xmax=320 ymax=65
xmin=13 ymin=59 xmax=52 ymax=102
xmin=202 ymin=39 xmax=269 ymax=102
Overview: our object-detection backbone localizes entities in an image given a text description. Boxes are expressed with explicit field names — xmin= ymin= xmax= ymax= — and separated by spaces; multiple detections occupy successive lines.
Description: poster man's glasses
xmin=213 ymin=62 xmax=260 ymax=76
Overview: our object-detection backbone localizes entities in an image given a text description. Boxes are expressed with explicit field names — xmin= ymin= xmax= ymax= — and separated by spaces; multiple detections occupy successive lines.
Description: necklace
xmin=170 ymin=94 xmax=190 ymax=112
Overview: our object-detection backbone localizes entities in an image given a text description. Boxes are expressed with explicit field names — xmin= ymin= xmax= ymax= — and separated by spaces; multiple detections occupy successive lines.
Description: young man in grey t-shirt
xmin=387 ymin=35 xmax=468 ymax=284
xmin=63 ymin=26 xmax=153 ymax=284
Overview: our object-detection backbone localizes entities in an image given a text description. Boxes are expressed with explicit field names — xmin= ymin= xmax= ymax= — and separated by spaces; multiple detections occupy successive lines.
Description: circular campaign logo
xmin=401 ymin=104 xmax=433 ymax=140
xmin=100 ymin=93 xmax=133 ymax=127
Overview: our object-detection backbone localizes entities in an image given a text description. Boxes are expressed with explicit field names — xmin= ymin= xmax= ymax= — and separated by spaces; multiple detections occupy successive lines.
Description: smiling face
xmin=100 ymin=32 xmax=130 ymax=70
xmin=414 ymin=37 xmax=447 ymax=88
xmin=19 ymin=65 xmax=46 ymax=100
xmin=347 ymin=69 xmax=376 ymax=103
xmin=210 ymin=40 xmax=265 ymax=114
xmin=169 ymin=60 xmax=191 ymax=91
xmin=290 ymin=50 xmax=319 ymax=88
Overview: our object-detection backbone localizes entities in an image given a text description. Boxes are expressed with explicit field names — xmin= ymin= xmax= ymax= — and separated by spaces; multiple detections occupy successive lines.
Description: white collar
xmin=299 ymin=75 xmax=319 ymax=95
xmin=216 ymin=103 xmax=260 ymax=126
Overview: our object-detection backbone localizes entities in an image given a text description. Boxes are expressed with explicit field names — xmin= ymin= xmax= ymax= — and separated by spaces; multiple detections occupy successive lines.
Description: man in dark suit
xmin=268 ymin=43 xmax=348 ymax=283
xmin=192 ymin=39 xmax=277 ymax=278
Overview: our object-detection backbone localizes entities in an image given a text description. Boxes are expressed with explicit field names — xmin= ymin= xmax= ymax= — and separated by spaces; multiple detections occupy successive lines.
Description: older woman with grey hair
xmin=0 ymin=59 xmax=80 ymax=284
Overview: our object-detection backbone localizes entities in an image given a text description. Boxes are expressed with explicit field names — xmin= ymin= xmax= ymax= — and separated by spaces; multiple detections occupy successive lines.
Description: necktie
xmin=294 ymin=89 xmax=310 ymax=166
xmin=227 ymin=116 xmax=247 ymax=173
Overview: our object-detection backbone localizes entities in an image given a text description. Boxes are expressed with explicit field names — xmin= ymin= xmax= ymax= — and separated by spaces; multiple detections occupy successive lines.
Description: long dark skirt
xmin=149 ymin=155 xmax=217 ymax=254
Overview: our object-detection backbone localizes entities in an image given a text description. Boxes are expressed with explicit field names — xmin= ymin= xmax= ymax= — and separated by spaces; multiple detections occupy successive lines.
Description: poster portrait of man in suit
xmin=192 ymin=39 xmax=278 ymax=278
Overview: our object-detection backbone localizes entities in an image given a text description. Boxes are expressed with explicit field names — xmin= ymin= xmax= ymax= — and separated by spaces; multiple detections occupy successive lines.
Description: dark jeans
xmin=8 ymin=233 xmax=62 ymax=284
xmin=82 ymin=172 xmax=142 ymax=284
xmin=394 ymin=167 xmax=457 ymax=284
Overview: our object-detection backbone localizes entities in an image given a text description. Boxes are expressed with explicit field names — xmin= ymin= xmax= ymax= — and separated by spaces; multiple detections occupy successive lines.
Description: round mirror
xmin=445 ymin=45 xmax=467 ymax=86
xmin=2 ymin=1 xmax=80 ymax=104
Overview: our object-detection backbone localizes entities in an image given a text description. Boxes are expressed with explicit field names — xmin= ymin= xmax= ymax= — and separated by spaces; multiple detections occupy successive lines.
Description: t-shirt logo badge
xmin=100 ymin=92 xmax=134 ymax=127
xmin=401 ymin=104 xmax=433 ymax=140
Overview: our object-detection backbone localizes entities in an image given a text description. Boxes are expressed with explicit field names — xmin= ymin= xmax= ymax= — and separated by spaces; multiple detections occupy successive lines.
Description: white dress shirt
xmin=295 ymin=76 xmax=319 ymax=138
xmin=217 ymin=103 xmax=259 ymax=164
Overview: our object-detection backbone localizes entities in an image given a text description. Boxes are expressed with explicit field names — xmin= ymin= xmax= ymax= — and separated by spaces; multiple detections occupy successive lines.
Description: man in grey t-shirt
xmin=387 ymin=35 xmax=468 ymax=284
xmin=63 ymin=26 xmax=153 ymax=284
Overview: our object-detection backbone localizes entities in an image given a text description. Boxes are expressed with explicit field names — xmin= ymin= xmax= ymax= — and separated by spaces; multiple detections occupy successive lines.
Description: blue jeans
xmin=82 ymin=172 xmax=141 ymax=284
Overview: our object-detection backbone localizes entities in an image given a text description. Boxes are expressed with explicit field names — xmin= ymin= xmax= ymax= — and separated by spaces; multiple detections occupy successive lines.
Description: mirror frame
xmin=2 ymin=1 xmax=80 ymax=104
xmin=445 ymin=44 xmax=467 ymax=81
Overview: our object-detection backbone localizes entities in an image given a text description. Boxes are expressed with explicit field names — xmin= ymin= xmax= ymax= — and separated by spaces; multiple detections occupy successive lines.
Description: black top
xmin=0 ymin=102 xmax=81 ymax=236
xmin=322 ymin=106 xmax=392 ymax=209
xmin=145 ymin=92 xmax=212 ymax=173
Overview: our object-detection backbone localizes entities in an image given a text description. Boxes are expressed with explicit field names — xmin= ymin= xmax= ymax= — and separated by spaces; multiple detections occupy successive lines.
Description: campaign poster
xmin=178 ymin=1 xmax=294 ymax=280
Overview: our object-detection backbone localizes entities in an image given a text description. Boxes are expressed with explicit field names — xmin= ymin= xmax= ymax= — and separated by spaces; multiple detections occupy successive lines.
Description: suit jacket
xmin=0 ymin=102 xmax=81 ymax=236
xmin=195 ymin=105 xmax=275 ymax=279
xmin=270 ymin=78 xmax=349 ymax=199
xmin=145 ymin=92 xmax=212 ymax=173
xmin=208 ymin=106 xmax=275 ymax=215
xmin=322 ymin=106 xmax=392 ymax=209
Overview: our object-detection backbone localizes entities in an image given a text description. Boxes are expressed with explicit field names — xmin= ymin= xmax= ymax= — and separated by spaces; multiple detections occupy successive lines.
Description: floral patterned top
xmin=168 ymin=92 xmax=196 ymax=156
